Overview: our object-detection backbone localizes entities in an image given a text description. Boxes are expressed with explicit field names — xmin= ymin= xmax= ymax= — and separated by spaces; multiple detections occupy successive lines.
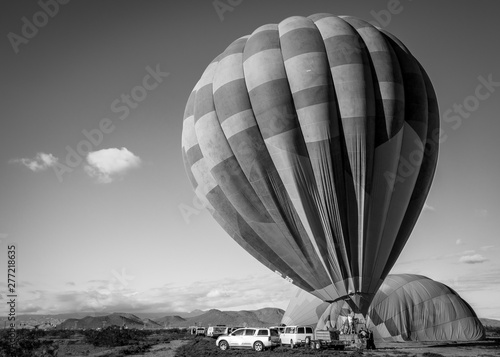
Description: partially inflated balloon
xmin=366 ymin=275 xmax=485 ymax=341
xmin=281 ymin=287 xmax=330 ymax=327
xmin=182 ymin=13 xmax=439 ymax=314
xmin=283 ymin=275 xmax=485 ymax=342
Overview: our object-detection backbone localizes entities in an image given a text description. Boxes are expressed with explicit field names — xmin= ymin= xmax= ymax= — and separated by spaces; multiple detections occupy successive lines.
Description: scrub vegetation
xmin=0 ymin=325 xmax=499 ymax=356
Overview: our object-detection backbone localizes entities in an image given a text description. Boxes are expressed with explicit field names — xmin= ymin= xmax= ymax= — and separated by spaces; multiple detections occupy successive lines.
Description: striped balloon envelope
xmin=181 ymin=13 xmax=439 ymax=314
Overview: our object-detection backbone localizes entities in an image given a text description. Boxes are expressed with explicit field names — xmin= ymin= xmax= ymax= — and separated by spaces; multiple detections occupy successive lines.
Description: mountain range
xmin=2 ymin=310 xmax=499 ymax=331
xmin=54 ymin=308 xmax=285 ymax=330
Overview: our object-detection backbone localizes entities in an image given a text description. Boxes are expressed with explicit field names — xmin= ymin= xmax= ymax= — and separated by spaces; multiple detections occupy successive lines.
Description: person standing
xmin=366 ymin=330 xmax=376 ymax=350
xmin=347 ymin=312 xmax=356 ymax=334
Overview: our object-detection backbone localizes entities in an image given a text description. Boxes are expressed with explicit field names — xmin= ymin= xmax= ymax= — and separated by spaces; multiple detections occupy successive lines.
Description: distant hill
xmin=1 ymin=310 xmax=205 ymax=329
xmin=154 ymin=308 xmax=285 ymax=328
xmin=57 ymin=312 xmax=150 ymax=330
xmin=252 ymin=307 xmax=287 ymax=325
xmin=54 ymin=308 xmax=284 ymax=330
xmin=179 ymin=309 xmax=206 ymax=319
xmin=480 ymin=318 xmax=500 ymax=327
xmin=142 ymin=318 xmax=164 ymax=329
xmin=154 ymin=315 xmax=187 ymax=327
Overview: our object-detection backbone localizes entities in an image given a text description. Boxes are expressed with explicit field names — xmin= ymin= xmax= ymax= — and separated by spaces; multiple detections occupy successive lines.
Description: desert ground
xmin=2 ymin=328 xmax=499 ymax=356
xmin=173 ymin=336 xmax=500 ymax=357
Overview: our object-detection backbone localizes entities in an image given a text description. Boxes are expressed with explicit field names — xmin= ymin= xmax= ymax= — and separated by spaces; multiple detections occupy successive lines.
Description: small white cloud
xmin=423 ymin=203 xmax=435 ymax=211
xmin=456 ymin=239 xmax=463 ymax=245
xmin=206 ymin=289 xmax=230 ymax=298
xmin=10 ymin=152 xmax=59 ymax=172
xmin=480 ymin=245 xmax=495 ymax=251
xmin=84 ymin=147 xmax=141 ymax=183
xmin=459 ymin=254 xmax=488 ymax=264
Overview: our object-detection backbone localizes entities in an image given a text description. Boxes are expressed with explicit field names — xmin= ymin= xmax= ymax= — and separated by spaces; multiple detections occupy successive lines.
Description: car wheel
xmin=315 ymin=341 xmax=321 ymax=350
xmin=219 ymin=340 xmax=229 ymax=351
xmin=305 ymin=336 xmax=311 ymax=345
xmin=290 ymin=339 xmax=294 ymax=348
xmin=253 ymin=341 xmax=264 ymax=352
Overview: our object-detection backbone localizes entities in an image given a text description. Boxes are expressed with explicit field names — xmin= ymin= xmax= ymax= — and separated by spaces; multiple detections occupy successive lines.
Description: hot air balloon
xmin=182 ymin=13 xmax=439 ymax=314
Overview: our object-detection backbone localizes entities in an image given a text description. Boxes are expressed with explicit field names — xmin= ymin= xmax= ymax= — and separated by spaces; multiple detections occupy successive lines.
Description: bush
xmin=484 ymin=325 xmax=500 ymax=337
xmin=50 ymin=329 xmax=76 ymax=339
xmin=82 ymin=326 xmax=189 ymax=347
xmin=83 ymin=326 xmax=149 ymax=347
xmin=0 ymin=329 xmax=58 ymax=357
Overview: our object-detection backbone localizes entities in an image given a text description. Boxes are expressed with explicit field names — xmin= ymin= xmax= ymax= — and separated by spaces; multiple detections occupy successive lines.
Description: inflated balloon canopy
xmin=182 ymin=13 xmax=439 ymax=315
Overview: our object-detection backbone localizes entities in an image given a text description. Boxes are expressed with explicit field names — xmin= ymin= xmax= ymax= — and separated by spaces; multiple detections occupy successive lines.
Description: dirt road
xmin=126 ymin=339 xmax=189 ymax=357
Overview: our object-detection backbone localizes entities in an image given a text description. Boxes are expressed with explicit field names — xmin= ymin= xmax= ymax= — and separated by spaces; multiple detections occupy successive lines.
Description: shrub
xmin=0 ymin=329 xmax=58 ymax=357
xmin=83 ymin=326 xmax=147 ymax=347
xmin=484 ymin=325 xmax=500 ymax=337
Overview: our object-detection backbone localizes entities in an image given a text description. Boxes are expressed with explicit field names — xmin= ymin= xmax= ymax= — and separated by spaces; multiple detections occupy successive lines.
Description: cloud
xmin=8 ymin=274 xmax=294 ymax=315
xmin=423 ymin=203 xmax=435 ymax=211
xmin=456 ymin=239 xmax=463 ymax=245
xmin=84 ymin=147 xmax=141 ymax=183
xmin=459 ymin=254 xmax=488 ymax=264
xmin=480 ymin=245 xmax=495 ymax=251
xmin=10 ymin=152 xmax=59 ymax=172
xmin=206 ymin=289 xmax=231 ymax=298
xmin=444 ymin=268 xmax=500 ymax=292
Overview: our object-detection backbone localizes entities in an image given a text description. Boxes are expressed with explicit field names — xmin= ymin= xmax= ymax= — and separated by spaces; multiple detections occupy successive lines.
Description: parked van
xmin=279 ymin=325 xmax=314 ymax=347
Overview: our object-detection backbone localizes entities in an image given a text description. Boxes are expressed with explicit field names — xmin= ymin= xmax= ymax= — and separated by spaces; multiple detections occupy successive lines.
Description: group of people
xmin=323 ymin=312 xmax=376 ymax=350
xmin=358 ymin=327 xmax=376 ymax=350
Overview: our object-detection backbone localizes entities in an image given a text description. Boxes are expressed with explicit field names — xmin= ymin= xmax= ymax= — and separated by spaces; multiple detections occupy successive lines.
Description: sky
xmin=0 ymin=0 xmax=499 ymax=320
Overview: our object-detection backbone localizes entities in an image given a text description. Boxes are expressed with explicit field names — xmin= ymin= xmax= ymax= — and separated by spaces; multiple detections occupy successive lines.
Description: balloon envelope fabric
xmin=281 ymin=287 xmax=330 ymax=327
xmin=366 ymin=274 xmax=485 ymax=341
xmin=182 ymin=13 xmax=439 ymax=314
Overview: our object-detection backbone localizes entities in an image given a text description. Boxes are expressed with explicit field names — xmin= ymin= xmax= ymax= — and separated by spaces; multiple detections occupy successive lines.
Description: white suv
xmin=279 ymin=325 xmax=314 ymax=347
xmin=215 ymin=327 xmax=280 ymax=351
